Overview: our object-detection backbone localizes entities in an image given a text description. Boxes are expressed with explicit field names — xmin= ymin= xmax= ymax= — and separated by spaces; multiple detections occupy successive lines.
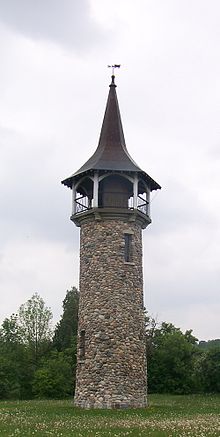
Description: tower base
xmin=74 ymin=396 xmax=147 ymax=409
xmin=74 ymin=216 xmax=147 ymax=410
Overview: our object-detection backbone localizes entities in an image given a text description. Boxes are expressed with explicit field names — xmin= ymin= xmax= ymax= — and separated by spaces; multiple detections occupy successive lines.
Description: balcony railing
xmin=75 ymin=195 xmax=91 ymax=213
xmin=74 ymin=193 xmax=149 ymax=215
xmin=137 ymin=194 xmax=149 ymax=215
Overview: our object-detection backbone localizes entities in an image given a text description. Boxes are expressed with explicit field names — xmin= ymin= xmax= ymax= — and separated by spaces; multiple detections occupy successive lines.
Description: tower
xmin=62 ymin=74 xmax=160 ymax=409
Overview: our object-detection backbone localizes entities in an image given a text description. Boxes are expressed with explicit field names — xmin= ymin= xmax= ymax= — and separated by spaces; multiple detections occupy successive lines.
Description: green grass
xmin=0 ymin=394 xmax=220 ymax=436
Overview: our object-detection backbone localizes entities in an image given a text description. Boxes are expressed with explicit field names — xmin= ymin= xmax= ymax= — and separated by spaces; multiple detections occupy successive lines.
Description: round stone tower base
xmin=73 ymin=214 xmax=148 ymax=410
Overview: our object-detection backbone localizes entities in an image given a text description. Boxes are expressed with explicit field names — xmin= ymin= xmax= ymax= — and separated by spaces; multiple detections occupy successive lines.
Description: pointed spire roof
xmin=62 ymin=76 xmax=161 ymax=191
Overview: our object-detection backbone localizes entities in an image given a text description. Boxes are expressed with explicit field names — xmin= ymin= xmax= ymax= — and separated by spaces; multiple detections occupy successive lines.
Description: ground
xmin=0 ymin=394 xmax=220 ymax=436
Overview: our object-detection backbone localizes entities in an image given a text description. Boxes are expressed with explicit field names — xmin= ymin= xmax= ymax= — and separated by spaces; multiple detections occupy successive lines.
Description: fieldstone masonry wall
xmin=74 ymin=217 xmax=147 ymax=409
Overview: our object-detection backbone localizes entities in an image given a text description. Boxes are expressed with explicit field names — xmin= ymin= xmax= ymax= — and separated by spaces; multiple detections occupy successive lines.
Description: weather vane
xmin=108 ymin=64 xmax=121 ymax=75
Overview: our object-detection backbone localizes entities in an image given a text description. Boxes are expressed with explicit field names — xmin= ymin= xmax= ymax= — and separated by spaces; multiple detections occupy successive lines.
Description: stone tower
xmin=62 ymin=75 xmax=160 ymax=409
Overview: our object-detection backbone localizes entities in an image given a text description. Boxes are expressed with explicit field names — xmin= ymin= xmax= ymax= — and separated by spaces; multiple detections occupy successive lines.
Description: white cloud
xmin=0 ymin=0 xmax=219 ymax=340
xmin=0 ymin=238 xmax=79 ymax=325
xmin=0 ymin=0 xmax=104 ymax=50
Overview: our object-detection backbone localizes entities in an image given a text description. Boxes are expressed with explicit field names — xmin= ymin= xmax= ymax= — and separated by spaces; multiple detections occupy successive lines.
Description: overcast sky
xmin=0 ymin=0 xmax=219 ymax=340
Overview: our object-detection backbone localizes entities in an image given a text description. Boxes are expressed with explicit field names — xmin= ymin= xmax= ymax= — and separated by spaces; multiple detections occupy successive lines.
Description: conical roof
xmin=62 ymin=76 xmax=161 ymax=191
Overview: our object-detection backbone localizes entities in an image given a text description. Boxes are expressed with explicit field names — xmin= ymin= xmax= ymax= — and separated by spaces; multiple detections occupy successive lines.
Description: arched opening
xmin=98 ymin=174 xmax=133 ymax=209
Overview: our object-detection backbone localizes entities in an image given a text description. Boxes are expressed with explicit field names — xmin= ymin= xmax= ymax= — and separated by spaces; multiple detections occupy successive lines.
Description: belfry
xmin=62 ymin=74 xmax=160 ymax=408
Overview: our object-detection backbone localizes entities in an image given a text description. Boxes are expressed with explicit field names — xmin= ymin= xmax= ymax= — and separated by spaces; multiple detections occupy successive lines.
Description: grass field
xmin=0 ymin=394 xmax=220 ymax=436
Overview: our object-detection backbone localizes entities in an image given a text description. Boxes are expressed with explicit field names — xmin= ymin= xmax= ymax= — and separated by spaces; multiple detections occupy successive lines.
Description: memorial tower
xmin=62 ymin=73 xmax=160 ymax=408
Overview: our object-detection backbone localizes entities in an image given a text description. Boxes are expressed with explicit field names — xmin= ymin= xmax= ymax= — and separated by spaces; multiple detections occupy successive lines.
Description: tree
xmin=198 ymin=339 xmax=220 ymax=350
xmin=199 ymin=348 xmax=220 ymax=392
xmin=0 ymin=291 xmax=78 ymax=400
xmin=33 ymin=351 xmax=73 ymax=399
xmin=0 ymin=314 xmax=30 ymax=399
xmin=53 ymin=287 xmax=79 ymax=393
xmin=18 ymin=293 xmax=53 ymax=363
xmin=53 ymin=287 xmax=79 ymax=352
xmin=147 ymin=322 xmax=198 ymax=394
xmin=145 ymin=313 xmax=158 ymax=359
xmin=0 ymin=314 xmax=22 ymax=343
xmin=0 ymin=355 xmax=20 ymax=399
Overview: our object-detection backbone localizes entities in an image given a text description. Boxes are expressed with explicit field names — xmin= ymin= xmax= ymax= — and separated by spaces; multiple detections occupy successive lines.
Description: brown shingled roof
xmin=62 ymin=76 xmax=161 ymax=191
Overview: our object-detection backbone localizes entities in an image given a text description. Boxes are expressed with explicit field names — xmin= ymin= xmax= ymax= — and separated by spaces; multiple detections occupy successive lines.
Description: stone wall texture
xmin=74 ymin=217 xmax=147 ymax=408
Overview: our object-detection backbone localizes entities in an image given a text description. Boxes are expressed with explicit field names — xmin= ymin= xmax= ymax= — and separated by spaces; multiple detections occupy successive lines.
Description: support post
xmin=72 ymin=183 xmax=76 ymax=215
xmin=146 ymin=186 xmax=150 ymax=216
xmin=133 ymin=174 xmax=138 ymax=209
xmin=93 ymin=172 xmax=99 ymax=208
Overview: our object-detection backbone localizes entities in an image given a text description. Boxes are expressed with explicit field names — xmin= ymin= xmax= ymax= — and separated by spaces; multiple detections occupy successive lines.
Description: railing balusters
xmin=74 ymin=193 xmax=149 ymax=216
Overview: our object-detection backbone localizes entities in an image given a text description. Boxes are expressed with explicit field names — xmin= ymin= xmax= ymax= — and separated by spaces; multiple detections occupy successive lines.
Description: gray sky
xmin=0 ymin=0 xmax=219 ymax=340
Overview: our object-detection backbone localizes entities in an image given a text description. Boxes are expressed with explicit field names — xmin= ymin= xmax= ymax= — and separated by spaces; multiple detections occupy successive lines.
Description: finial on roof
xmin=111 ymin=75 xmax=115 ymax=86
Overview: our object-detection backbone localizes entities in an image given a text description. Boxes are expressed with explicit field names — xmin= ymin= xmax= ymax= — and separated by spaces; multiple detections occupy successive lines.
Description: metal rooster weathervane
xmin=108 ymin=64 xmax=121 ymax=75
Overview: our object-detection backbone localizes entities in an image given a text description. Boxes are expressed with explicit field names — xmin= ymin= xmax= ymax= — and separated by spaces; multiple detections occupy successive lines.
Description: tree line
xmin=0 ymin=289 xmax=219 ymax=399
xmin=0 ymin=289 xmax=79 ymax=399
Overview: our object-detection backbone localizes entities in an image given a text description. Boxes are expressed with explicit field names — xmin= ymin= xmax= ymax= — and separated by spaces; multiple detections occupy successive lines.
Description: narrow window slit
xmin=79 ymin=329 xmax=85 ymax=360
xmin=124 ymin=233 xmax=132 ymax=262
